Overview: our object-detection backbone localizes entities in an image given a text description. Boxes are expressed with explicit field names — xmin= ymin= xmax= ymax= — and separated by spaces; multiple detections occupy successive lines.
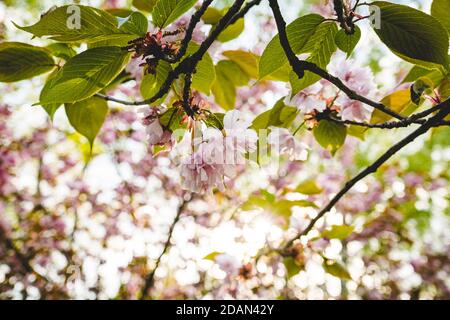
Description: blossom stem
xmin=166 ymin=0 xmax=215 ymax=63
xmin=292 ymin=121 xmax=305 ymax=135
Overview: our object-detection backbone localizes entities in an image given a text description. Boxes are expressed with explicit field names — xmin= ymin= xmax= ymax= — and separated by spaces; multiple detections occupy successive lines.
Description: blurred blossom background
xmin=0 ymin=0 xmax=449 ymax=300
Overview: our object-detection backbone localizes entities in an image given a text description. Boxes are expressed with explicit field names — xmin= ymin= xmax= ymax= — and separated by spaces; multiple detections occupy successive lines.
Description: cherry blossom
xmin=336 ymin=95 xmax=374 ymax=122
xmin=179 ymin=110 xmax=257 ymax=193
xmin=330 ymin=57 xmax=376 ymax=121
xmin=215 ymin=254 xmax=240 ymax=276
xmin=223 ymin=110 xmax=258 ymax=163
xmin=331 ymin=58 xmax=376 ymax=96
xmin=268 ymin=127 xmax=309 ymax=161
xmin=180 ymin=151 xmax=225 ymax=193
xmin=139 ymin=107 xmax=173 ymax=147
xmin=286 ymin=83 xmax=327 ymax=114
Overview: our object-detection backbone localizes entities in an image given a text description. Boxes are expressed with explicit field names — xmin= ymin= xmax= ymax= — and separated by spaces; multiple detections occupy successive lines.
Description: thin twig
xmin=190 ymin=0 xmax=245 ymax=61
xmin=140 ymin=196 xmax=191 ymax=300
xmin=182 ymin=73 xmax=194 ymax=117
xmin=0 ymin=227 xmax=51 ymax=284
xmin=228 ymin=0 xmax=262 ymax=25
xmin=268 ymin=0 xmax=408 ymax=122
xmin=353 ymin=15 xmax=370 ymax=23
xmin=95 ymin=0 xmax=245 ymax=107
xmin=333 ymin=0 xmax=354 ymax=34
xmin=167 ymin=0 xmax=215 ymax=63
xmin=282 ymin=97 xmax=450 ymax=250
xmin=327 ymin=114 xmax=448 ymax=129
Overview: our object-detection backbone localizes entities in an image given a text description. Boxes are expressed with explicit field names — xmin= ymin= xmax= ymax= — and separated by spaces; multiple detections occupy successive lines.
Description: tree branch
xmin=96 ymin=0 xmax=245 ymax=107
xmin=190 ymin=0 xmax=245 ymax=61
xmin=268 ymin=0 xmax=408 ymax=122
xmin=167 ymin=0 xmax=215 ymax=63
xmin=228 ymin=0 xmax=262 ymax=25
xmin=282 ymin=97 xmax=450 ymax=250
xmin=0 ymin=227 xmax=50 ymax=284
xmin=140 ymin=196 xmax=191 ymax=300
xmin=327 ymin=114 xmax=449 ymax=129
xmin=182 ymin=73 xmax=194 ymax=117
xmin=333 ymin=0 xmax=355 ymax=34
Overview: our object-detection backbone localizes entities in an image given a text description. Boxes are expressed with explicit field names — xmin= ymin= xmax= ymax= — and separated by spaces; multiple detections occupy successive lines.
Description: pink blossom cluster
xmin=287 ymin=56 xmax=376 ymax=122
xmin=179 ymin=110 xmax=257 ymax=193
xmin=139 ymin=107 xmax=174 ymax=147
xmin=138 ymin=105 xmax=311 ymax=193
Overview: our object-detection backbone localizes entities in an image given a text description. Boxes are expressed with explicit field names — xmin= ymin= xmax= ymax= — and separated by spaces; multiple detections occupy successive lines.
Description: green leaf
xmin=284 ymin=257 xmax=302 ymax=278
xmin=274 ymin=200 xmax=316 ymax=218
xmin=347 ymin=125 xmax=366 ymax=140
xmin=201 ymin=7 xmax=223 ymax=25
xmin=204 ymin=112 xmax=225 ymax=130
xmin=141 ymin=60 xmax=172 ymax=101
xmin=370 ymin=89 xmax=418 ymax=124
xmin=267 ymin=63 xmax=292 ymax=82
xmin=431 ymin=0 xmax=450 ymax=35
xmin=295 ymin=180 xmax=323 ymax=195
xmin=39 ymin=71 xmax=61 ymax=120
xmin=241 ymin=194 xmax=315 ymax=219
xmin=217 ymin=60 xmax=249 ymax=86
xmin=211 ymin=61 xmax=246 ymax=110
xmin=88 ymin=11 xmax=148 ymax=47
xmin=103 ymin=70 xmax=134 ymax=92
xmin=202 ymin=6 xmax=245 ymax=43
xmin=323 ymin=260 xmax=351 ymax=280
xmin=0 ymin=42 xmax=54 ymax=83
xmin=223 ymin=50 xmax=259 ymax=79
xmin=152 ymin=144 xmax=169 ymax=156
xmin=438 ymin=74 xmax=450 ymax=100
xmin=15 ymin=5 xmax=148 ymax=43
xmin=107 ymin=9 xmax=135 ymax=18
xmin=217 ymin=18 xmax=244 ymax=42
xmin=42 ymin=104 xmax=61 ymax=120
xmin=40 ymin=46 xmax=131 ymax=104
xmin=251 ymin=98 xmax=297 ymax=130
xmin=437 ymin=75 xmax=450 ymax=122
xmin=289 ymin=21 xmax=338 ymax=95
xmin=117 ymin=11 xmax=149 ymax=36
xmin=261 ymin=190 xmax=276 ymax=203
xmin=46 ymin=43 xmax=77 ymax=61
xmin=159 ymin=107 xmax=187 ymax=131
xmin=411 ymin=77 xmax=434 ymax=105
xmin=203 ymin=252 xmax=223 ymax=261
xmin=313 ymin=120 xmax=347 ymax=155
xmin=185 ymin=43 xmax=216 ymax=94
xmin=334 ymin=25 xmax=361 ymax=57
xmin=152 ymin=0 xmax=197 ymax=28
xmin=402 ymin=65 xmax=444 ymax=84
xmin=371 ymin=1 xmax=449 ymax=69
xmin=322 ymin=225 xmax=354 ymax=240
xmin=132 ymin=0 xmax=157 ymax=12
xmin=259 ymin=14 xmax=325 ymax=79
xmin=212 ymin=77 xmax=235 ymax=110
xmin=402 ymin=66 xmax=429 ymax=83
xmin=65 ymin=96 xmax=109 ymax=148
xmin=289 ymin=70 xmax=320 ymax=96
xmin=67 ymin=132 xmax=104 ymax=164
xmin=241 ymin=195 xmax=270 ymax=211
